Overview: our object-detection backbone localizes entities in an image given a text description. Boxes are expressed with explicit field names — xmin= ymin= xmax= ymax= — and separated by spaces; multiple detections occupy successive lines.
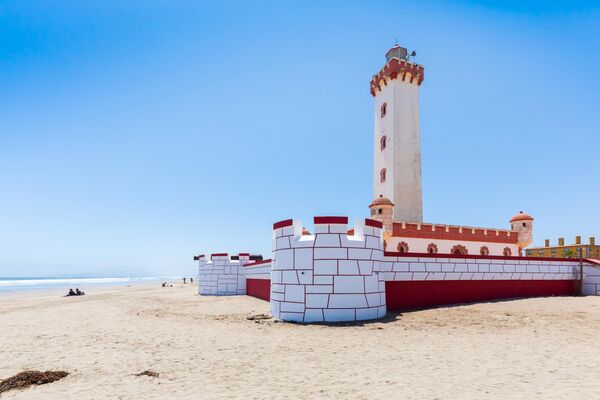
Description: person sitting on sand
xmin=67 ymin=288 xmax=76 ymax=296
xmin=162 ymin=282 xmax=166 ymax=287
xmin=75 ymin=288 xmax=85 ymax=296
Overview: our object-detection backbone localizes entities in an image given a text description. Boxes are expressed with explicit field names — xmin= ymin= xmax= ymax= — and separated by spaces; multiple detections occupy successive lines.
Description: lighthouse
xmin=370 ymin=44 xmax=425 ymax=223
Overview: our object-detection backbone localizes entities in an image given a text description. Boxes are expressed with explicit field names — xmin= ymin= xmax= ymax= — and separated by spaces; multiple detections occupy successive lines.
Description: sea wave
xmin=0 ymin=277 xmax=159 ymax=288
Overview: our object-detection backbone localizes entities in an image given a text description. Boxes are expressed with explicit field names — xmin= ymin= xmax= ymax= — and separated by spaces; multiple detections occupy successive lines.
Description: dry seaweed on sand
xmin=246 ymin=313 xmax=271 ymax=321
xmin=0 ymin=370 xmax=69 ymax=393
xmin=135 ymin=370 xmax=159 ymax=378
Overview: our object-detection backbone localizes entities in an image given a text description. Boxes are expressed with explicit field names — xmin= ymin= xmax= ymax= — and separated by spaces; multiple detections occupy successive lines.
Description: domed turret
xmin=510 ymin=211 xmax=534 ymax=251
xmin=369 ymin=195 xmax=394 ymax=237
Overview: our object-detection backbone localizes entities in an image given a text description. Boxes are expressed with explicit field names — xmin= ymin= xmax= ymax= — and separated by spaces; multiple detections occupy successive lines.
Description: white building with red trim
xmin=193 ymin=44 xmax=600 ymax=323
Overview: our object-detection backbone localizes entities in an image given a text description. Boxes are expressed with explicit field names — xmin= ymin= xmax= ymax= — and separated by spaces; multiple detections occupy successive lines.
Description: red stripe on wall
xmin=273 ymin=219 xmax=293 ymax=229
xmin=385 ymin=280 xmax=578 ymax=311
xmin=314 ymin=216 xmax=348 ymax=224
xmin=246 ymin=279 xmax=270 ymax=302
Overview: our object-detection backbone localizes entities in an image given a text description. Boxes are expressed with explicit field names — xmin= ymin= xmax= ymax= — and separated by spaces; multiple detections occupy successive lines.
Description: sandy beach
xmin=1 ymin=283 xmax=600 ymax=399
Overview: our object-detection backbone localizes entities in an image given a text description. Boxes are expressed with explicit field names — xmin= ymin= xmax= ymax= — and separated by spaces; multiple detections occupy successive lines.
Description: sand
xmin=1 ymin=283 xmax=599 ymax=399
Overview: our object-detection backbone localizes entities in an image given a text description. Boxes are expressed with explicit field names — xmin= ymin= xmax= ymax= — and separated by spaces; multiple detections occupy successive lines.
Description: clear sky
xmin=1 ymin=1 xmax=598 ymax=277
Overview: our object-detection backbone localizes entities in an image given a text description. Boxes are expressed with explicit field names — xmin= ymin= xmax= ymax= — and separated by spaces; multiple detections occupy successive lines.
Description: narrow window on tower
xmin=381 ymin=103 xmax=387 ymax=118
xmin=380 ymin=168 xmax=386 ymax=183
xmin=380 ymin=135 xmax=387 ymax=150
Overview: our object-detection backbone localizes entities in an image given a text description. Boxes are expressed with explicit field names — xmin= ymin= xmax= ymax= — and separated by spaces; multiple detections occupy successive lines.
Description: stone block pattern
xmin=270 ymin=217 xmax=386 ymax=323
xmin=380 ymin=255 xmax=582 ymax=282
xmin=197 ymin=253 xmax=248 ymax=296
xmin=583 ymin=265 xmax=600 ymax=295
xmin=243 ymin=259 xmax=272 ymax=280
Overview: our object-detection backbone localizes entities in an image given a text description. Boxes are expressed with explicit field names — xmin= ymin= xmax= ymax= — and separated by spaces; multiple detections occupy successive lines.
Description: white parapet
xmin=197 ymin=253 xmax=249 ymax=296
xmin=583 ymin=264 xmax=600 ymax=295
xmin=270 ymin=216 xmax=387 ymax=323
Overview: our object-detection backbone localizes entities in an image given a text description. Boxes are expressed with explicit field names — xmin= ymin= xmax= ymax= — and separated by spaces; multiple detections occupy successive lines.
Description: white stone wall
xmin=197 ymin=254 xmax=248 ymax=296
xmin=380 ymin=255 xmax=581 ymax=282
xmin=271 ymin=217 xmax=386 ymax=323
xmin=583 ymin=264 xmax=600 ymax=295
xmin=244 ymin=260 xmax=272 ymax=280
xmin=385 ymin=236 xmax=520 ymax=257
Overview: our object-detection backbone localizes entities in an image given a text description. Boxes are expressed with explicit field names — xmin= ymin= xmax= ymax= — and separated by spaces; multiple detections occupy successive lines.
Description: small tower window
xmin=380 ymin=168 xmax=386 ymax=183
xmin=427 ymin=243 xmax=438 ymax=254
xmin=480 ymin=246 xmax=489 ymax=256
xmin=522 ymin=222 xmax=527 ymax=227
xmin=380 ymin=135 xmax=387 ymax=150
xmin=397 ymin=241 xmax=409 ymax=253
xmin=381 ymin=103 xmax=387 ymax=118
xmin=503 ymin=247 xmax=512 ymax=257
xmin=451 ymin=245 xmax=468 ymax=255
xmin=378 ymin=208 xmax=383 ymax=215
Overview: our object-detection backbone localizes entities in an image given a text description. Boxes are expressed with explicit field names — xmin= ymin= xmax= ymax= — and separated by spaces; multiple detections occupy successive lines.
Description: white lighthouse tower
xmin=371 ymin=45 xmax=425 ymax=223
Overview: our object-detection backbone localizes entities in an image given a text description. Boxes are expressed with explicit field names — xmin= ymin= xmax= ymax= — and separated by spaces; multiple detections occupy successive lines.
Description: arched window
xmin=480 ymin=246 xmax=489 ymax=256
xmin=451 ymin=245 xmax=468 ymax=255
xmin=380 ymin=135 xmax=387 ymax=150
xmin=381 ymin=102 xmax=387 ymax=118
xmin=427 ymin=243 xmax=438 ymax=254
xmin=503 ymin=247 xmax=512 ymax=257
xmin=397 ymin=241 xmax=409 ymax=253
xmin=380 ymin=168 xmax=386 ymax=183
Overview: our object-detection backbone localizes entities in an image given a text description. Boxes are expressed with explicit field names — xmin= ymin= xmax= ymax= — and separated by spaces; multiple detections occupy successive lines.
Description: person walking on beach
xmin=183 ymin=277 xmax=186 ymax=284
xmin=190 ymin=277 xmax=193 ymax=284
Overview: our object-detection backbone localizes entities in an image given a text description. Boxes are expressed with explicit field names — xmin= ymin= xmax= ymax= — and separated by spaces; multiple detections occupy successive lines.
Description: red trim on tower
xmin=365 ymin=218 xmax=383 ymax=228
xmin=370 ymin=58 xmax=425 ymax=96
xmin=210 ymin=253 xmax=228 ymax=257
xmin=244 ymin=259 xmax=272 ymax=267
xmin=273 ymin=219 xmax=294 ymax=229
xmin=392 ymin=223 xmax=518 ymax=244
xmin=314 ymin=216 xmax=348 ymax=224
xmin=238 ymin=253 xmax=250 ymax=256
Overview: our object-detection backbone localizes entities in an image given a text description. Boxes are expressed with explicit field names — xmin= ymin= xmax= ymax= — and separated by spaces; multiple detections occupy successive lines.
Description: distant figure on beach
xmin=67 ymin=288 xmax=76 ymax=296
xmin=75 ymin=288 xmax=85 ymax=296
xmin=190 ymin=277 xmax=193 ymax=284
xmin=162 ymin=282 xmax=166 ymax=287
xmin=183 ymin=277 xmax=186 ymax=284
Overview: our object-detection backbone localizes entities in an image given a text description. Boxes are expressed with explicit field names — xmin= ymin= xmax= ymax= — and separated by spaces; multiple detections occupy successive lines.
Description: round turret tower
xmin=510 ymin=211 xmax=534 ymax=253
xmin=369 ymin=195 xmax=394 ymax=239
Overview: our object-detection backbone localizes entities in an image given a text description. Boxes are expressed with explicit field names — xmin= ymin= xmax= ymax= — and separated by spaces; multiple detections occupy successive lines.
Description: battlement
xmin=197 ymin=252 xmax=250 ymax=296
xmin=391 ymin=222 xmax=519 ymax=244
xmin=270 ymin=216 xmax=386 ymax=322
xmin=370 ymin=57 xmax=425 ymax=96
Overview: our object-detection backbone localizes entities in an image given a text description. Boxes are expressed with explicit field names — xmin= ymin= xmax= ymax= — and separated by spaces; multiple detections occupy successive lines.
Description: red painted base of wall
xmin=247 ymin=279 xmax=270 ymax=301
xmin=386 ymin=280 xmax=578 ymax=311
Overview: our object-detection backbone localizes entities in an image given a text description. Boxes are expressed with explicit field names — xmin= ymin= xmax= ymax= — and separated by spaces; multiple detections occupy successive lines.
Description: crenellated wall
xmin=583 ymin=264 xmax=600 ymax=295
xmin=194 ymin=224 xmax=600 ymax=322
xmin=270 ymin=216 xmax=387 ymax=322
xmin=197 ymin=253 xmax=249 ymax=296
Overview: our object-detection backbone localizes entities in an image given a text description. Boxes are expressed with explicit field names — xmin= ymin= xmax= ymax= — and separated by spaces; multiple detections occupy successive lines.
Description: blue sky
xmin=1 ymin=1 xmax=598 ymax=277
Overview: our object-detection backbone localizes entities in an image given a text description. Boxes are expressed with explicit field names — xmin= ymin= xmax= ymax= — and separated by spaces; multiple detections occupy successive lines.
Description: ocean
xmin=0 ymin=276 xmax=172 ymax=294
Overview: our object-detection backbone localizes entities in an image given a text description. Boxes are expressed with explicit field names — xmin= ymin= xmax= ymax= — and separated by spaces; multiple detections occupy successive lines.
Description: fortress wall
xmin=244 ymin=259 xmax=272 ymax=301
xmin=583 ymin=264 xmax=600 ymax=295
xmin=197 ymin=253 xmax=247 ymax=296
xmin=270 ymin=217 xmax=386 ymax=323
xmin=380 ymin=253 xmax=586 ymax=310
